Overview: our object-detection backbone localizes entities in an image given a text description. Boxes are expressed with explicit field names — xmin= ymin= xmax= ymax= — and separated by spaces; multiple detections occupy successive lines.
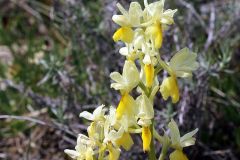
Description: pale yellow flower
xmin=143 ymin=0 xmax=177 ymax=49
xmin=110 ymin=60 xmax=140 ymax=93
xmin=103 ymin=117 xmax=134 ymax=153
xmin=112 ymin=2 xmax=143 ymax=27
xmin=80 ymin=104 xmax=105 ymax=122
xmin=64 ymin=134 xmax=95 ymax=160
xmin=167 ymin=119 xmax=198 ymax=160
xmin=168 ymin=119 xmax=198 ymax=150
xmin=143 ymin=0 xmax=177 ymax=26
xmin=112 ymin=2 xmax=143 ymax=43
xmin=169 ymin=48 xmax=199 ymax=78
xmin=160 ymin=48 xmax=199 ymax=103
xmin=137 ymin=94 xmax=154 ymax=126
xmin=145 ymin=22 xmax=163 ymax=49
xmin=136 ymin=94 xmax=154 ymax=152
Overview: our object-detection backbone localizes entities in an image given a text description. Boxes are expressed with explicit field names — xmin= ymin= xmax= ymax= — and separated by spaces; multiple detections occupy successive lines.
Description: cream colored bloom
xmin=112 ymin=2 xmax=143 ymax=43
xmin=169 ymin=48 xmax=199 ymax=78
xmin=119 ymin=45 xmax=139 ymax=61
xmin=105 ymin=107 xmax=135 ymax=151
xmin=143 ymin=0 xmax=177 ymax=26
xmin=143 ymin=0 xmax=177 ymax=49
xmin=79 ymin=104 xmax=105 ymax=122
xmin=136 ymin=94 xmax=154 ymax=152
xmin=103 ymin=121 xmax=124 ymax=145
xmin=110 ymin=60 xmax=140 ymax=93
xmin=168 ymin=119 xmax=198 ymax=150
xmin=112 ymin=2 xmax=143 ymax=27
xmin=64 ymin=134 xmax=95 ymax=160
xmin=142 ymin=42 xmax=158 ymax=65
xmin=167 ymin=119 xmax=198 ymax=160
xmin=160 ymin=48 xmax=199 ymax=103
xmin=118 ymin=28 xmax=145 ymax=61
xmin=137 ymin=94 xmax=154 ymax=126
xmin=103 ymin=117 xmax=134 ymax=152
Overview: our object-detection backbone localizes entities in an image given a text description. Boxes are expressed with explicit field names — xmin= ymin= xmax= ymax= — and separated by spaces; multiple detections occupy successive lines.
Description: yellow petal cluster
xmin=65 ymin=1 xmax=199 ymax=160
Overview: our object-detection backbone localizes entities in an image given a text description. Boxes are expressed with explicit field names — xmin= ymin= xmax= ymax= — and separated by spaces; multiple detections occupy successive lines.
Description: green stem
xmin=158 ymin=134 xmax=171 ymax=160
xmin=158 ymin=152 xmax=166 ymax=160
xmin=153 ymin=129 xmax=164 ymax=143
xmin=156 ymin=54 xmax=174 ymax=76
xmin=139 ymin=81 xmax=149 ymax=95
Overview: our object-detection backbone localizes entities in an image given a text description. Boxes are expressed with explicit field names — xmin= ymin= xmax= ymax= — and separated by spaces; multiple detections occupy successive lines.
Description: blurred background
xmin=0 ymin=0 xmax=239 ymax=159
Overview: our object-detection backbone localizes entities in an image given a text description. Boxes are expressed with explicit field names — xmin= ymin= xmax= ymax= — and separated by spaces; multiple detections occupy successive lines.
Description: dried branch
xmin=204 ymin=3 xmax=215 ymax=53
xmin=0 ymin=114 xmax=77 ymax=137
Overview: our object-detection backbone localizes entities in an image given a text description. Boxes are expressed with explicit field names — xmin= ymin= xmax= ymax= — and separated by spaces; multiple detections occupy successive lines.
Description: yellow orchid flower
xmin=110 ymin=60 xmax=140 ymax=93
xmin=112 ymin=2 xmax=143 ymax=43
xmin=145 ymin=22 xmax=163 ymax=49
xmin=169 ymin=48 xmax=199 ymax=78
xmin=136 ymin=94 xmax=154 ymax=152
xmin=80 ymin=104 xmax=106 ymax=122
xmin=143 ymin=0 xmax=177 ymax=49
xmin=143 ymin=0 xmax=177 ymax=26
xmin=137 ymin=94 xmax=154 ymax=123
xmin=167 ymin=119 xmax=198 ymax=160
xmin=168 ymin=119 xmax=198 ymax=150
xmin=160 ymin=48 xmax=199 ymax=103
xmin=112 ymin=2 xmax=143 ymax=27
xmin=64 ymin=134 xmax=95 ymax=160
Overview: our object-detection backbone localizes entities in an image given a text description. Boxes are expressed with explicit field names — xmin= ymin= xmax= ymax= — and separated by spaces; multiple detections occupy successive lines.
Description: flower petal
xmin=80 ymin=111 xmax=94 ymax=121
xmin=169 ymin=48 xmax=199 ymax=78
xmin=180 ymin=128 xmax=198 ymax=147
xmin=160 ymin=76 xmax=179 ymax=103
xmin=168 ymin=119 xmax=181 ymax=148
xmin=64 ymin=149 xmax=80 ymax=159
